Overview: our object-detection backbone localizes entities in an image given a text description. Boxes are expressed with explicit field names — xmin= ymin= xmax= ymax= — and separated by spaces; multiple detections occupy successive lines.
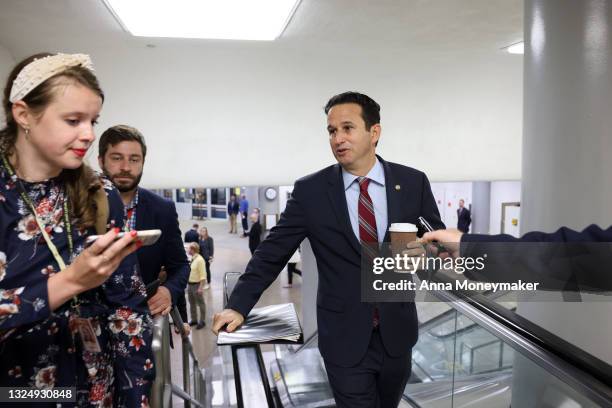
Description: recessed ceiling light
xmin=506 ymin=42 xmax=524 ymax=55
xmin=104 ymin=0 xmax=301 ymax=41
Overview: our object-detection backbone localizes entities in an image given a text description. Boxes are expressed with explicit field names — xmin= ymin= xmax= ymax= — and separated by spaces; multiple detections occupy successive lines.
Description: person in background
xmin=227 ymin=194 xmax=239 ymax=234
xmin=0 ymin=52 xmax=152 ymax=405
xmin=199 ymin=226 xmax=214 ymax=290
xmin=240 ymin=193 xmax=249 ymax=237
xmin=184 ymin=223 xmax=199 ymax=243
xmin=284 ymin=248 xmax=302 ymax=288
xmin=457 ymin=199 xmax=471 ymax=233
xmin=99 ymin=125 xmax=190 ymax=318
xmin=187 ymin=243 xmax=207 ymax=329
xmin=247 ymin=210 xmax=262 ymax=255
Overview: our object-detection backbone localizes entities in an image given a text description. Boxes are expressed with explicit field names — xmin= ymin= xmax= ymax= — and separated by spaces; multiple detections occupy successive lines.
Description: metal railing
xmin=223 ymin=272 xmax=242 ymax=307
xmin=222 ymin=271 xmax=276 ymax=408
xmin=151 ymin=307 xmax=207 ymax=407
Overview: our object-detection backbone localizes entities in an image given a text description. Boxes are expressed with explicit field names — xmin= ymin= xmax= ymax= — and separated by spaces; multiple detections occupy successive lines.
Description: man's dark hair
xmin=99 ymin=125 xmax=147 ymax=159
xmin=324 ymin=92 xmax=381 ymax=130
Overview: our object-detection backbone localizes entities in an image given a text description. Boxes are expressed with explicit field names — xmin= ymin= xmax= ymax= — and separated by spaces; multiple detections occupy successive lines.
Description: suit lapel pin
xmin=395 ymin=184 xmax=401 ymax=191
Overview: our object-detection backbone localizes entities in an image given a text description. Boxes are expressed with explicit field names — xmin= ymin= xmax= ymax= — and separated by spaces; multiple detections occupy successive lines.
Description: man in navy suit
xmin=456 ymin=199 xmax=471 ymax=233
xmin=213 ymin=92 xmax=444 ymax=407
xmin=184 ymin=224 xmax=200 ymax=243
xmin=99 ymin=125 xmax=189 ymax=316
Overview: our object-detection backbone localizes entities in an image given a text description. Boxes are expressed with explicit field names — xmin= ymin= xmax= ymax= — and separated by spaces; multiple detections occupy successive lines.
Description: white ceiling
xmin=0 ymin=1 xmax=524 ymax=188
xmin=0 ymin=0 xmax=522 ymax=56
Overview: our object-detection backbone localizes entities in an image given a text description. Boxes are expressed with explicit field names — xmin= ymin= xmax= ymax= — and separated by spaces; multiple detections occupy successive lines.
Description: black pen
xmin=417 ymin=216 xmax=447 ymax=253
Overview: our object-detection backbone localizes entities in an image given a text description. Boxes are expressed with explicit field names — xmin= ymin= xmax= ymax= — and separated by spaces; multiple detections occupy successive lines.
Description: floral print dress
xmin=0 ymin=163 xmax=154 ymax=407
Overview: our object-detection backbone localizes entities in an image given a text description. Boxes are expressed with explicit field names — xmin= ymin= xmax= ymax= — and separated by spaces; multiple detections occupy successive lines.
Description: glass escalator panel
xmin=265 ymin=298 xmax=609 ymax=407
xmin=271 ymin=336 xmax=335 ymax=407
xmin=404 ymin=304 xmax=605 ymax=408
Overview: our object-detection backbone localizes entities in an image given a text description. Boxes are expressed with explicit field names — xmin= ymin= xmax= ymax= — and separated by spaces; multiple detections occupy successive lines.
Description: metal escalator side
xmin=151 ymin=307 xmax=207 ymax=407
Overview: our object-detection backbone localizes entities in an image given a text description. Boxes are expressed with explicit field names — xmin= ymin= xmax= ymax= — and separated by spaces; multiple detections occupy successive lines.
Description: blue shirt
xmin=239 ymin=199 xmax=249 ymax=213
xmin=342 ymin=158 xmax=388 ymax=243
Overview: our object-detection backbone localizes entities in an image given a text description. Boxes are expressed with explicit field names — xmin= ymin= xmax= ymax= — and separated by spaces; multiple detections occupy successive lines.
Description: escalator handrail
xmin=428 ymin=277 xmax=612 ymax=406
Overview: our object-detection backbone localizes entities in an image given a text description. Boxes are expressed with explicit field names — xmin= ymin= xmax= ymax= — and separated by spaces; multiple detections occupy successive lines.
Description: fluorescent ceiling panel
xmin=105 ymin=0 xmax=300 ymax=41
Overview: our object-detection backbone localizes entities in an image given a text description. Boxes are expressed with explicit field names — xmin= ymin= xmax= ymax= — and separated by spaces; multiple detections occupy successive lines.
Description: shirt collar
xmin=126 ymin=189 xmax=139 ymax=211
xmin=342 ymin=158 xmax=385 ymax=191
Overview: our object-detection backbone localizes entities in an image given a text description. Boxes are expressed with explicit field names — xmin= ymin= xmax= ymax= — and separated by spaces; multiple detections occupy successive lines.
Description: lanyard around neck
xmin=1 ymin=155 xmax=73 ymax=270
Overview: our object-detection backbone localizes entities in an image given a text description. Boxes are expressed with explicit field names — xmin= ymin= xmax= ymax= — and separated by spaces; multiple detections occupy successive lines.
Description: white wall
xmin=62 ymin=43 xmax=523 ymax=188
xmin=489 ymin=180 xmax=521 ymax=234
xmin=471 ymin=181 xmax=491 ymax=234
xmin=0 ymin=44 xmax=522 ymax=189
xmin=0 ymin=44 xmax=15 ymax=127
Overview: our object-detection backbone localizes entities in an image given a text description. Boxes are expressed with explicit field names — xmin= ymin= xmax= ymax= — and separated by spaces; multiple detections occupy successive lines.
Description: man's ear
xmin=370 ymin=123 xmax=381 ymax=146
xmin=98 ymin=156 xmax=104 ymax=170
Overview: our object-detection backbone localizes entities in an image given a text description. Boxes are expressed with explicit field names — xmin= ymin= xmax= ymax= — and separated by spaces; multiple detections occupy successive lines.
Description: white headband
xmin=9 ymin=53 xmax=95 ymax=103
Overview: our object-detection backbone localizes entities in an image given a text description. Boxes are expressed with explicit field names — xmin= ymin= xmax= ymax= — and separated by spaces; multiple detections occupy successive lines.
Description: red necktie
xmin=358 ymin=177 xmax=380 ymax=327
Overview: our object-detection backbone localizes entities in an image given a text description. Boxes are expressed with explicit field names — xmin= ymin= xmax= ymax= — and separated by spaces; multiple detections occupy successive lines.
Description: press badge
xmin=75 ymin=318 xmax=101 ymax=353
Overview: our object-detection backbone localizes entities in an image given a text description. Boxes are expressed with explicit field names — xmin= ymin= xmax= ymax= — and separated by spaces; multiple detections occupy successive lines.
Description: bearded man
xmin=99 ymin=125 xmax=189 ymax=317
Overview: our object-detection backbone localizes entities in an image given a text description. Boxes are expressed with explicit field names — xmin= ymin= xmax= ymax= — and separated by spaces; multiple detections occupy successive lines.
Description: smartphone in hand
xmin=85 ymin=229 xmax=162 ymax=247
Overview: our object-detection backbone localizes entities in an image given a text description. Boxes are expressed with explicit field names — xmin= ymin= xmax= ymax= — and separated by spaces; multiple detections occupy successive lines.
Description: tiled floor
xmin=166 ymin=217 xmax=303 ymax=405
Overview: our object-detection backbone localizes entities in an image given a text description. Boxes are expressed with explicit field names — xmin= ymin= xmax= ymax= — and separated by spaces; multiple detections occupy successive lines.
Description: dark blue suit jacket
xmin=184 ymin=229 xmax=199 ymax=244
xmin=227 ymin=157 xmax=444 ymax=367
xmin=227 ymin=201 xmax=239 ymax=215
xmin=461 ymin=225 xmax=612 ymax=291
xmin=462 ymin=224 xmax=612 ymax=243
xmin=457 ymin=207 xmax=471 ymax=233
xmin=135 ymin=188 xmax=190 ymax=304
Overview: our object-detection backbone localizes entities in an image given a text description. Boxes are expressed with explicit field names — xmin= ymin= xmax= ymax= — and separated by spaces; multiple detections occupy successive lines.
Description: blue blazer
xmin=184 ymin=229 xmax=199 ymax=244
xmin=463 ymin=224 xmax=612 ymax=243
xmin=461 ymin=225 xmax=612 ymax=292
xmin=135 ymin=188 xmax=190 ymax=304
xmin=227 ymin=156 xmax=444 ymax=367
xmin=457 ymin=207 xmax=471 ymax=233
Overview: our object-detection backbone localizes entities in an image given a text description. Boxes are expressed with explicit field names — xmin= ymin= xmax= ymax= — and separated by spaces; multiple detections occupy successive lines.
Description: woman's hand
xmin=47 ymin=228 xmax=141 ymax=310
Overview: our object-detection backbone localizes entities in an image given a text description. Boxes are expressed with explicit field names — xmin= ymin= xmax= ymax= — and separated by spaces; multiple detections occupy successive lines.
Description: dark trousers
xmin=205 ymin=259 xmax=211 ymax=284
xmin=287 ymin=263 xmax=302 ymax=284
xmin=323 ymin=330 xmax=412 ymax=408
xmin=241 ymin=211 xmax=248 ymax=233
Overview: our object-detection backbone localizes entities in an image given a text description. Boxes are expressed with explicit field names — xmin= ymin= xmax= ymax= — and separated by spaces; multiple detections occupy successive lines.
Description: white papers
xmin=217 ymin=303 xmax=302 ymax=345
